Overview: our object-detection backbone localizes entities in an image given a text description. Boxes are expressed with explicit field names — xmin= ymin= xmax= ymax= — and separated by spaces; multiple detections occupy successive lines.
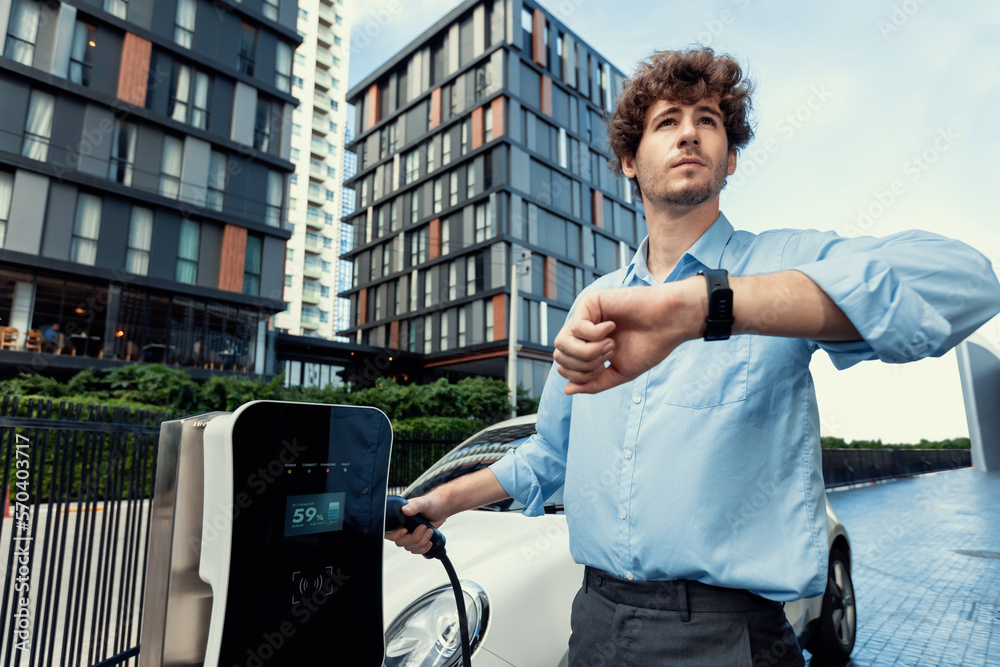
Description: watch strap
xmin=698 ymin=269 xmax=734 ymax=341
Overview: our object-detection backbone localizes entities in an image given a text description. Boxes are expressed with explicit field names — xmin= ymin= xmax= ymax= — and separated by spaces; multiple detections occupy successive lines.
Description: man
xmin=388 ymin=48 xmax=1000 ymax=665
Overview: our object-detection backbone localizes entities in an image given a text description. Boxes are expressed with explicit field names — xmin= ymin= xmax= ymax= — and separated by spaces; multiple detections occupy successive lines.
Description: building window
xmin=238 ymin=24 xmax=257 ymax=76
xmin=244 ymin=235 xmax=262 ymax=295
xmin=71 ymin=194 xmax=102 ymax=266
xmin=4 ymin=0 xmax=41 ymax=65
xmin=475 ymin=202 xmax=490 ymax=242
xmin=275 ymin=42 xmax=292 ymax=92
xmin=486 ymin=301 xmax=494 ymax=340
xmin=466 ymin=256 xmax=475 ymax=295
xmin=69 ymin=22 xmax=98 ymax=86
xmin=474 ymin=63 xmax=490 ymax=102
xmin=485 ymin=106 xmax=493 ymax=142
xmin=174 ymin=0 xmax=197 ymax=48
xmin=207 ymin=151 xmax=226 ymax=211
xmin=433 ymin=178 xmax=443 ymax=214
xmin=169 ymin=64 xmax=211 ymax=129
xmin=404 ymin=150 xmax=419 ymax=184
xmin=467 ymin=164 xmax=475 ymax=199
xmin=440 ymin=311 xmax=448 ymax=351
xmin=104 ymin=0 xmax=128 ymax=20
xmin=442 ymin=133 xmax=451 ymax=165
xmin=448 ymin=262 xmax=457 ymax=299
xmin=424 ymin=315 xmax=432 ymax=353
xmin=176 ymin=219 xmax=199 ymax=283
xmin=284 ymin=274 xmax=293 ymax=287
xmin=0 ymin=172 xmax=12 ymax=247
xmin=441 ymin=219 xmax=449 ymax=254
xmin=461 ymin=120 xmax=470 ymax=155
xmin=327 ymin=165 xmax=336 ymax=179
xmin=254 ymin=100 xmax=271 ymax=150
xmin=410 ymin=189 xmax=419 ymax=223
xmin=108 ymin=120 xmax=136 ymax=186
xmin=126 ymin=206 xmax=153 ymax=275
xmin=160 ymin=136 xmax=183 ymax=198
xmin=426 ymin=140 xmax=435 ymax=173
xmin=423 ymin=274 xmax=432 ymax=308
xmin=262 ymin=0 xmax=278 ymax=21
xmin=382 ymin=244 xmax=390 ymax=277
xmin=458 ymin=308 xmax=466 ymax=347
xmin=266 ymin=170 xmax=284 ymax=226
xmin=22 ymin=90 xmax=53 ymax=161
xmin=449 ymin=171 xmax=458 ymax=207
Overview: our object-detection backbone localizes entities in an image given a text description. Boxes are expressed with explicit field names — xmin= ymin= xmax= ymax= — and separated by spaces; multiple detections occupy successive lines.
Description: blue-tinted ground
xmin=807 ymin=468 xmax=1000 ymax=666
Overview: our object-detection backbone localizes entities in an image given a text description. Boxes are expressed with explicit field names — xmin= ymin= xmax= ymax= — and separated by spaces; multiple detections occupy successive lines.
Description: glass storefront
xmin=0 ymin=268 xmax=266 ymax=373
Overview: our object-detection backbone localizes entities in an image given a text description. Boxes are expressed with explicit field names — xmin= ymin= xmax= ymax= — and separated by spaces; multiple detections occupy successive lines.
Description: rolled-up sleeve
xmin=489 ymin=361 xmax=573 ymax=517
xmin=780 ymin=229 xmax=1000 ymax=369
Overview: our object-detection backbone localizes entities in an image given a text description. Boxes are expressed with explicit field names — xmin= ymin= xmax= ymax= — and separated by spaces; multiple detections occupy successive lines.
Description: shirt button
xmin=625 ymin=571 xmax=634 ymax=581
xmin=632 ymin=395 xmax=641 ymax=404
xmin=619 ymin=509 xmax=627 ymax=520
xmin=624 ymin=449 xmax=633 ymax=460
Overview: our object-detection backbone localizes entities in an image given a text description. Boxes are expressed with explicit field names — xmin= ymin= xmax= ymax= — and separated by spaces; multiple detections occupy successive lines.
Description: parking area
xmin=810 ymin=468 xmax=1000 ymax=666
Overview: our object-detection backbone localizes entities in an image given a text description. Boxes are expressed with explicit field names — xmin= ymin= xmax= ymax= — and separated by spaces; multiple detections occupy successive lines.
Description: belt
xmin=583 ymin=567 xmax=781 ymax=622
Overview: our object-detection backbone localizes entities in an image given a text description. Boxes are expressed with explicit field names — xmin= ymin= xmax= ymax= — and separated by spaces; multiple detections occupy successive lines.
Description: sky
xmin=345 ymin=0 xmax=1000 ymax=444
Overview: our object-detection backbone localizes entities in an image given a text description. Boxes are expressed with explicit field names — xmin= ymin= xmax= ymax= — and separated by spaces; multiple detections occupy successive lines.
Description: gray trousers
xmin=568 ymin=567 xmax=805 ymax=667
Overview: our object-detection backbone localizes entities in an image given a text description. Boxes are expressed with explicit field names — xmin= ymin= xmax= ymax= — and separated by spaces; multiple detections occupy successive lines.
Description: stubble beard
xmin=637 ymin=152 xmax=729 ymax=208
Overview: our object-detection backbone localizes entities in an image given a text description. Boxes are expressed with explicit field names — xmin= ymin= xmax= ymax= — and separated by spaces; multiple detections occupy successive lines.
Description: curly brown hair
xmin=607 ymin=48 xmax=755 ymax=198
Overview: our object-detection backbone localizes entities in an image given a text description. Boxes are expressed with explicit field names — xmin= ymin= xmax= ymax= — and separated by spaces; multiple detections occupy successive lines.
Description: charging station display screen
xmin=284 ymin=492 xmax=346 ymax=537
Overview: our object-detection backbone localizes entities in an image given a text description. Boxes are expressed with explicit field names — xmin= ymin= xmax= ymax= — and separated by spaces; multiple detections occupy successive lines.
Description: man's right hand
xmin=385 ymin=492 xmax=450 ymax=557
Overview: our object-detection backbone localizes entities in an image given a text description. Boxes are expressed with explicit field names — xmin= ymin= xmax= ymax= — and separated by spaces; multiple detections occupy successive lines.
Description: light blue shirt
xmin=490 ymin=213 xmax=1000 ymax=601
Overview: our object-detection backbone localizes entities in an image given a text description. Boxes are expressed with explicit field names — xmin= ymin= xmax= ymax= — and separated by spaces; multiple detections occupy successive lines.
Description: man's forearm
xmin=435 ymin=468 xmax=510 ymax=516
xmin=730 ymin=270 xmax=861 ymax=341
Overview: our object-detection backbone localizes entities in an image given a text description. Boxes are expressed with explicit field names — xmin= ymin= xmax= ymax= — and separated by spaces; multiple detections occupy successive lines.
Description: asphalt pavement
xmin=809 ymin=468 xmax=1000 ymax=666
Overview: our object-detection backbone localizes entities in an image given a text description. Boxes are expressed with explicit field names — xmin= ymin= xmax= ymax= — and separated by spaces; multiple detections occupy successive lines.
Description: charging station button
xmin=291 ymin=566 xmax=336 ymax=606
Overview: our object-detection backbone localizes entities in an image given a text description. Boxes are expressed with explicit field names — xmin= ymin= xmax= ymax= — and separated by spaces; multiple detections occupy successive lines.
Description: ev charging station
xmin=140 ymin=401 xmax=393 ymax=667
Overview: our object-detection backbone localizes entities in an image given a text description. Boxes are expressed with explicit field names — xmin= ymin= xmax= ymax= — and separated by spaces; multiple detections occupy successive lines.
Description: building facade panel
xmin=8 ymin=170 xmax=50 ymax=254
xmin=96 ymin=196 xmax=132 ymax=269
xmin=197 ymin=221 xmax=223 ymax=289
xmin=40 ymin=181 xmax=75 ymax=260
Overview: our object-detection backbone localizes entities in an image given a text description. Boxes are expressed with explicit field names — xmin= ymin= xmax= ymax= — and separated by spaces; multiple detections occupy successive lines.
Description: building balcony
xmin=303 ymin=263 xmax=323 ymax=280
xmin=301 ymin=289 xmax=321 ymax=305
xmin=314 ymin=71 xmax=331 ymax=92
xmin=313 ymin=93 xmax=331 ymax=114
xmin=305 ymin=213 xmax=325 ymax=230
xmin=309 ymin=161 xmax=325 ymax=180
xmin=318 ymin=3 xmax=336 ymax=25
xmin=315 ymin=49 xmax=332 ymax=69
xmin=307 ymin=188 xmax=325 ymax=207
xmin=300 ymin=316 xmax=320 ymax=331
xmin=304 ymin=238 xmax=323 ymax=255
xmin=316 ymin=26 xmax=334 ymax=48
xmin=312 ymin=114 xmax=328 ymax=134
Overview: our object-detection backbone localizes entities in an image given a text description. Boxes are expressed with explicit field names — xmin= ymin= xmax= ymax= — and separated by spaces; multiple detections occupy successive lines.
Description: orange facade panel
xmin=545 ymin=256 xmax=557 ymax=301
xmin=532 ymin=9 xmax=547 ymax=68
xmin=218 ymin=225 xmax=247 ymax=293
xmin=429 ymin=87 xmax=442 ymax=129
xmin=117 ymin=33 xmax=152 ymax=106
xmin=490 ymin=97 xmax=505 ymax=138
xmin=471 ymin=106 xmax=484 ymax=151
xmin=492 ymin=295 xmax=506 ymax=341
xmin=429 ymin=218 xmax=442 ymax=259
xmin=367 ymin=84 xmax=380 ymax=129
xmin=540 ymin=75 xmax=553 ymax=117
xmin=390 ymin=320 xmax=400 ymax=350
xmin=358 ymin=288 xmax=368 ymax=325
xmin=592 ymin=189 xmax=604 ymax=229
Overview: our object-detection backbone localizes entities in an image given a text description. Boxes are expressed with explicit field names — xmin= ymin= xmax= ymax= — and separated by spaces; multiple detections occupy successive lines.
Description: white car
xmin=383 ymin=415 xmax=856 ymax=666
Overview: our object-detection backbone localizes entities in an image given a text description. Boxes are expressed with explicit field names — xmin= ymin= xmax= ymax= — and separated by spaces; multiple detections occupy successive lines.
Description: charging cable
xmin=385 ymin=496 xmax=472 ymax=667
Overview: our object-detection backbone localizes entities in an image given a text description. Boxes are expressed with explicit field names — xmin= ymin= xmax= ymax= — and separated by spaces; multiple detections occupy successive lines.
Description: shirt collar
xmin=622 ymin=212 xmax=735 ymax=285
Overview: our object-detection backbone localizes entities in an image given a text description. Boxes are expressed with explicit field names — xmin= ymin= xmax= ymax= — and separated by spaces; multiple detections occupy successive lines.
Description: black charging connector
xmin=385 ymin=496 xmax=472 ymax=667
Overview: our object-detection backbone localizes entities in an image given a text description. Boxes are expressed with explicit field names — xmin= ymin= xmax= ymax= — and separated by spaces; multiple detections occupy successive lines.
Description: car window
xmin=404 ymin=424 xmax=538 ymax=509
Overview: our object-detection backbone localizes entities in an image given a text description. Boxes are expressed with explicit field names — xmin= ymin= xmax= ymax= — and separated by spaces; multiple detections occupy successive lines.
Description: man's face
xmin=622 ymin=97 xmax=737 ymax=208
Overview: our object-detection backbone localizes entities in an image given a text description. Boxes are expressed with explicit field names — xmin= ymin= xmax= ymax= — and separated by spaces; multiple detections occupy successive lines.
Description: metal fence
xmin=822 ymin=447 xmax=971 ymax=487
xmin=0 ymin=397 xmax=172 ymax=667
xmin=0 ymin=395 xmax=975 ymax=666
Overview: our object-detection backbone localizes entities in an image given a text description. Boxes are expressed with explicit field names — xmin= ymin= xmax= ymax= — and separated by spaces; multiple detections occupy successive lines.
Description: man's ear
xmin=727 ymin=149 xmax=737 ymax=176
xmin=621 ymin=154 xmax=637 ymax=179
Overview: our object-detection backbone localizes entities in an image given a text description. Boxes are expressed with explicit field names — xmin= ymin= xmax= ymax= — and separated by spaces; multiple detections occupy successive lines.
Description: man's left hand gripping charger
xmin=199 ymin=401 xmax=392 ymax=666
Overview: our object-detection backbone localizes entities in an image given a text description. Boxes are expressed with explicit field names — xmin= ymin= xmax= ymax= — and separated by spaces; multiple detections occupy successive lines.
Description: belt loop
xmin=679 ymin=581 xmax=690 ymax=622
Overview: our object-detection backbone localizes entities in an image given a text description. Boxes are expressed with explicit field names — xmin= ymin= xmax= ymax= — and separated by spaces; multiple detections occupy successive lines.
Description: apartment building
xmin=0 ymin=0 xmax=298 ymax=376
xmin=273 ymin=0 xmax=352 ymax=341
xmin=342 ymin=0 xmax=646 ymax=395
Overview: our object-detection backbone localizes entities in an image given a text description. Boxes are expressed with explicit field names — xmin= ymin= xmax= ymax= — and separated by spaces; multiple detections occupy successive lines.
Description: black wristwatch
xmin=697 ymin=269 xmax=734 ymax=341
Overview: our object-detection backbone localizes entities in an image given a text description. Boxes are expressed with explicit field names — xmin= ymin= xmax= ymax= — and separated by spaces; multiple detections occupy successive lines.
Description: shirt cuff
xmin=489 ymin=446 xmax=550 ymax=518
xmin=794 ymin=258 xmax=952 ymax=369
